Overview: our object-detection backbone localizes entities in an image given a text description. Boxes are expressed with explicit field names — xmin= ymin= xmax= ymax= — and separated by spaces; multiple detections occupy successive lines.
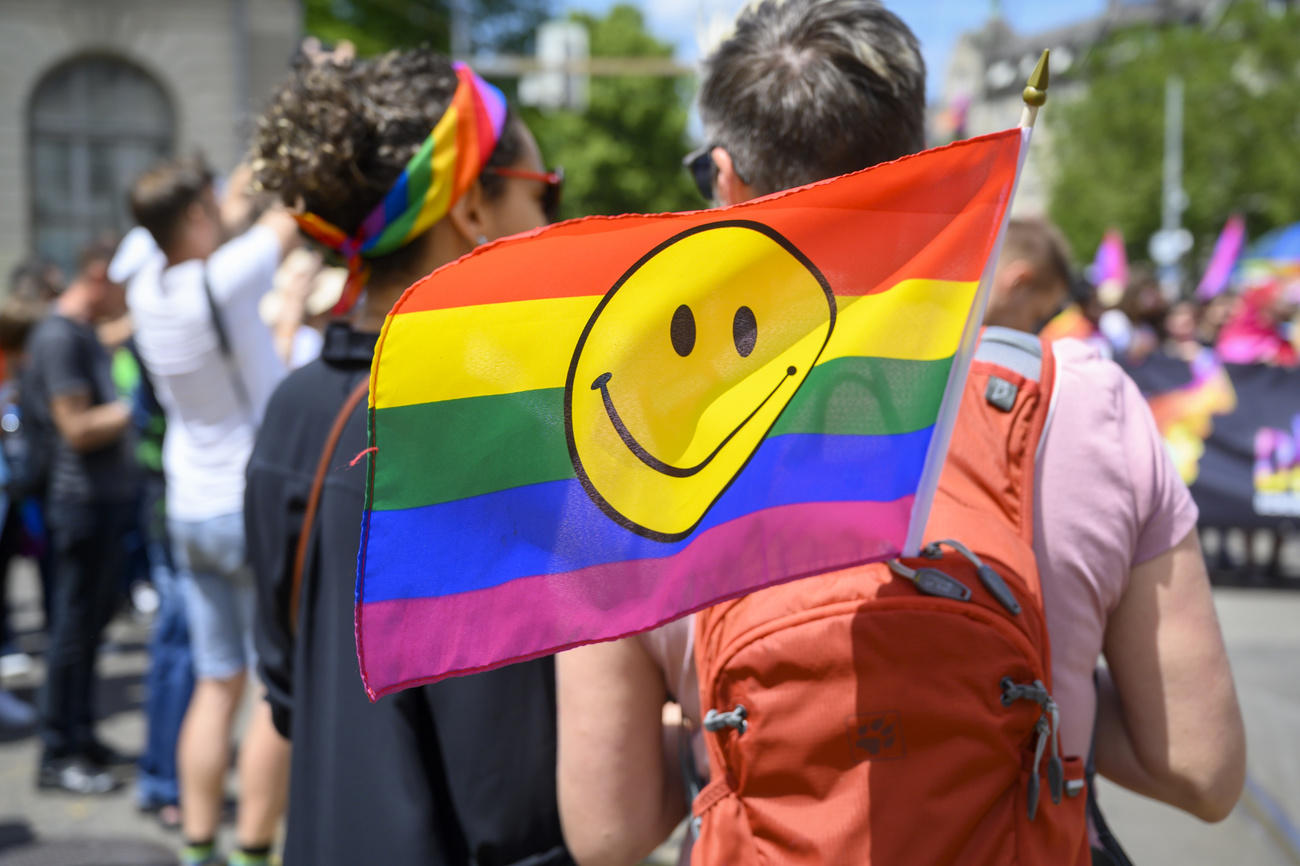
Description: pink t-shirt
xmin=643 ymin=337 xmax=1199 ymax=761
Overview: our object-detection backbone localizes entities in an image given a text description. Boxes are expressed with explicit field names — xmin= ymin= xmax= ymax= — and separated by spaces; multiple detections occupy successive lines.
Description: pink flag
xmin=1091 ymin=229 xmax=1128 ymax=291
xmin=1196 ymin=215 xmax=1246 ymax=300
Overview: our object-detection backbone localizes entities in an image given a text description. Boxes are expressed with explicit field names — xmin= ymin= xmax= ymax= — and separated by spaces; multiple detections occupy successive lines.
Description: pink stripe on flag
xmin=1197 ymin=214 xmax=1246 ymax=300
xmin=357 ymin=496 xmax=914 ymax=697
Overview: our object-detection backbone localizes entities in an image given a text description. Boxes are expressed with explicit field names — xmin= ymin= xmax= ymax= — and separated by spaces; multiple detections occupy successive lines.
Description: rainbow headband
xmin=294 ymin=62 xmax=509 ymax=314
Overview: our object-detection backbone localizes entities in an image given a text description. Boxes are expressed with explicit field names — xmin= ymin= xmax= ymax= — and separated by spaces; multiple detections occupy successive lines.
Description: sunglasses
xmin=483 ymin=166 xmax=565 ymax=223
xmin=683 ymin=145 xmax=750 ymax=203
xmin=683 ymin=145 xmax=718 ymax=202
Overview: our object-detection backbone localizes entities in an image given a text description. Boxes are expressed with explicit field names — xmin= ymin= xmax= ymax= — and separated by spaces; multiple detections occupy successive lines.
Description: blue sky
xmin=562 ymin=0 xmax=1108 ymax=100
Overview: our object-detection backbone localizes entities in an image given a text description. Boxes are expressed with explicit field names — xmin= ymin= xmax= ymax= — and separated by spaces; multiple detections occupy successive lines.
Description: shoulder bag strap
xmin=1087 ymin=671 xmax=1135 ymax=866
xmin=201 ymin=268 xmax=258 ymax=429
xmin=290 ymin=377 xmax=369 ymax=635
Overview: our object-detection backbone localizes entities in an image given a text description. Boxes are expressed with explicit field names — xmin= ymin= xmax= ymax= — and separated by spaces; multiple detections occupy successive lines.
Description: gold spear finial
xmin=1019 ymin=49 xmax=1051 ymax=128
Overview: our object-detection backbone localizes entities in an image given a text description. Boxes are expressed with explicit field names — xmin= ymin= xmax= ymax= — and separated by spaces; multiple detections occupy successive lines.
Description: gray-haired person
xmin=555 ymin=1 xmax=1244 ymax=864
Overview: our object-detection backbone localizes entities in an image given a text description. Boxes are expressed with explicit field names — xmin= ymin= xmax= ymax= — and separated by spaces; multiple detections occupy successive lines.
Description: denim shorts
xmin=169 ymin=512 xmax=256 ymax=681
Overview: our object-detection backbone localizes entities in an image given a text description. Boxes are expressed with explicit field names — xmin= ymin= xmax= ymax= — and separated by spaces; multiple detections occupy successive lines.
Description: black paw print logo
xmin=847 ymin=711 xmax=904 ymax=761
xmin=856 ymin=717 xmax=895 ymax=755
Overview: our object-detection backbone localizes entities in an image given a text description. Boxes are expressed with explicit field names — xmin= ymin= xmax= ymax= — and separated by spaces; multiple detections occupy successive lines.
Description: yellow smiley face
xmin=565 ymin=220 xmax=836 ymax=541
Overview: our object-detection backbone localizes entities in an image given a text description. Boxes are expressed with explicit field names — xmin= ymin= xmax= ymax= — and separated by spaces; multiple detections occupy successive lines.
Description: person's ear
xmin=713 ymin=147 xmax=757 ymax=206
xmin=446 ymin=180 xmax=490 ymax=248
xmin=997 ymin=260 xmax=1035 ymax=300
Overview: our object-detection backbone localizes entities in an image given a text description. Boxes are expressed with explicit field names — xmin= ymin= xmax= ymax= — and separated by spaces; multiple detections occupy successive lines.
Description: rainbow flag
xmin=1147 ymin=349 xmax=1237 ymax=485
xmin=357 ymin=128 xmax=1028 ymax=697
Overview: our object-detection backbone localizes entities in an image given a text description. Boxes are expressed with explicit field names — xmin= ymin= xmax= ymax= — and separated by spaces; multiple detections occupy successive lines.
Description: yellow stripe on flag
xmin=373 ymin=279 xmax=976 ymax=410
xmin=821 ymin=279 xmax=977 ymax=365
xmin=374 ymin=295 xmax=601 ymax=410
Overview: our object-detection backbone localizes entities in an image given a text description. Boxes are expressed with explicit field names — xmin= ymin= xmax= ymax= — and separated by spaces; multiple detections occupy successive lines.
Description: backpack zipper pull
xmin=1027 ymin=715 xmax=1049 ymax=821
xmin=703 ymin=704 xmax=748 ymax=736
xmin=887 ymin=560 xmax=971 ymax=602
xmin=923 ymin=540 xmax=1021 ymax=615
xmin=1046 ymin=698 xmax=1064 ymax=804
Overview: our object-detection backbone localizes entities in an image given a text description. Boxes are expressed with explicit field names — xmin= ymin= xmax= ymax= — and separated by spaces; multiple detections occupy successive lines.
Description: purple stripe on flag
xmin=357 ymin=495 xmax=914 ymax=697
xmin=356 ymin=171 xmax=409 ymax=245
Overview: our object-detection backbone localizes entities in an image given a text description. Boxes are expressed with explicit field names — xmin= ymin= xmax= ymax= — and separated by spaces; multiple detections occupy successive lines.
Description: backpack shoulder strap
xmin=974 ymin=324 xmax=1059 ymax=460
xmin=974 ymin=325 xmax=1045 ymax=379
xmin=290 ymin=377 xmax=369 ymax=635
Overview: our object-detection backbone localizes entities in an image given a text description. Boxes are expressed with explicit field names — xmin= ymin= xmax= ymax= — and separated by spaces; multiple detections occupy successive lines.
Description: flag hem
xmin=903 ymin=125 xmax=1033 ymax=555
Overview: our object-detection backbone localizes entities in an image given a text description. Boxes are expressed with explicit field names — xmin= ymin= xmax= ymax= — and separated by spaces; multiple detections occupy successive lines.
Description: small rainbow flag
xmin=356 ymin=128 xmax=1028 ymax=697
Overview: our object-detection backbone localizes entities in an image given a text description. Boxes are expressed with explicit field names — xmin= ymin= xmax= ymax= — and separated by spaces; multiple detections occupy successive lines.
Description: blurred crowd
xmin=0 ymin=171 xmax=344 ymax=830
xmin=1042 ymin=242 xmax=1300 ymax=370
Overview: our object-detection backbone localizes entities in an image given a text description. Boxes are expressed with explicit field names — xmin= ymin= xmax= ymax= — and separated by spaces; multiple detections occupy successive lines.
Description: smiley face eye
xmin=733 ymin=306 xmax=757 ymax=357
xmin=670 ymin=304 xmax=696 ymax=356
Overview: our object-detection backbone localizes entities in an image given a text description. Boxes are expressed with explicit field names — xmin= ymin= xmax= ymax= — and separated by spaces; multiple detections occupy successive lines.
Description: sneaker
xmin=37 ymin=755 xmax=117 ymax=795
xmin=180 ymin=842 xmax=222 ymax=866
xmin=131 ymin=581 xmax=161 ymax=618
xmin=85 ymin=738 xmax=136 ymax=767
xmin=0 ymin=650 xmax=33 ymax=679
xmin=0 ymin=689 xmax=36 ymax=729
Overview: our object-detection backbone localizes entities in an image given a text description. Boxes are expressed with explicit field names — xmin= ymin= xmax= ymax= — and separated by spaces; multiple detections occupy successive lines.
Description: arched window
xmin=28 ymin=57 xmax=173 ymax=271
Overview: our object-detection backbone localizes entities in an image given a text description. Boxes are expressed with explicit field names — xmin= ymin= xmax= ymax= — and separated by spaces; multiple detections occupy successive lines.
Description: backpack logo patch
xmin=985 ymin=376 xmax=1019 ymax=412
xmin=848 ymin=711 xmax=905 ymax=761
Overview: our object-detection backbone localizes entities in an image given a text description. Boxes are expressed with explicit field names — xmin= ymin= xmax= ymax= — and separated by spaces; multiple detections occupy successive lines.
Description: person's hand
xmin=299 ymin=37 xmax=356 ymax=68
xmin=219 ymin=163 xmax=259 ymax=235
xmin=277 ymin=249 xmax=323 ymax=311
xmin=270 ymin=249 xmax=323 ymax=364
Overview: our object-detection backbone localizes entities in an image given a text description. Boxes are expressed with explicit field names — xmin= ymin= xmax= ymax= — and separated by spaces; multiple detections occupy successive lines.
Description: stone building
xmin=937 ymin=0 xmax=1217 ymax=216
xmin=0 ymin=0 xmax=300 ymax=280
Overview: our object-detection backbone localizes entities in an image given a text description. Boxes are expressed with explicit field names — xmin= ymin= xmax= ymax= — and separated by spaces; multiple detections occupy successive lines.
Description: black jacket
xmin=246 ymin=323 xmax=572 ymax=866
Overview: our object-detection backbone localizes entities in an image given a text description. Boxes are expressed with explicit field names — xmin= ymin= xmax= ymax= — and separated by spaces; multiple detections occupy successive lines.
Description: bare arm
xmin=557 ymin=638 xmax=686 ymax=866
xmin=220 ymin=162 xmax=299 ymax=257
xmin=49 ymin=390 xmax=130 ymax=453
xmin=255 ymin=207 xmax=300 ymax=262
xmin=1096 ymin=529 xmax=1245 ymax=821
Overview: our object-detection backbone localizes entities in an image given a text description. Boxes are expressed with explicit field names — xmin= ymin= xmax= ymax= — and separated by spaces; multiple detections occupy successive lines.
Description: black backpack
xmin=2 ymin=369 xmax=55 ymax=500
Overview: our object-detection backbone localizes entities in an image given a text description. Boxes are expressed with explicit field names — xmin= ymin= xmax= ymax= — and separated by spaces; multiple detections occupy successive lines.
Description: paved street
xmin=1 ymin=562 xmax=1297 ymax=865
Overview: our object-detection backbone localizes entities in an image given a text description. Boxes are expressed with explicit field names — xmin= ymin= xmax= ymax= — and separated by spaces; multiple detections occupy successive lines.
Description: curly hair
xmin=252 ymin=48 xmax=521 ymax=244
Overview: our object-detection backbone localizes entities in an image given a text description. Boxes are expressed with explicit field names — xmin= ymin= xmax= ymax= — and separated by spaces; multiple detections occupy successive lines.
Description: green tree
xmin=304 ymin=0 xmax=549 ymax=57
xmin=521 ymin=5 xmax=704 ymax=218
xmin=1048 ymin=1 xmax=1300 ymax=267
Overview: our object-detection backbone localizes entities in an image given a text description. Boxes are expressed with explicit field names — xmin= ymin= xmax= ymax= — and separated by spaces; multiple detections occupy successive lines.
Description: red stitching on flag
xmin=350 ymin=446 xmax=378 ymax=467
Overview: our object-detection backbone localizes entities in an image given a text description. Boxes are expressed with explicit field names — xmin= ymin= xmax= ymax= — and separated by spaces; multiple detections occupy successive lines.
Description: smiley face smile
xmin=592 ymin=365 xmax=799 ymax=478
xmin=565 ymin=220 xmax=836 ymax=541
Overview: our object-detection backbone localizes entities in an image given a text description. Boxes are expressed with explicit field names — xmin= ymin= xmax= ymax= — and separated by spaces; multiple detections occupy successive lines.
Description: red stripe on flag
xmin=388 ymin=130 xmax=1022 ymax=317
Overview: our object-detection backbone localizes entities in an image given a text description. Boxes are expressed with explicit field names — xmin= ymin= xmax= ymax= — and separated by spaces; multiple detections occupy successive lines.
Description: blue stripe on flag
xmin=360 ymin=427 xmax=933 ymax=602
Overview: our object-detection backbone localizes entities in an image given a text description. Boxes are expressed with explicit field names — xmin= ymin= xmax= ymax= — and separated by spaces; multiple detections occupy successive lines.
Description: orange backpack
xmin=692 ymin=327 xmax=1089 ymax=866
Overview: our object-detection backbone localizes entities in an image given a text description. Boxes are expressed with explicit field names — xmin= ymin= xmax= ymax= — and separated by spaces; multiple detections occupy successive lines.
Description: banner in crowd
xmin=354 ymin=128 xmax=1028 ymax=697
xmin=1123 ymin=350 xmax=1300 ymax=529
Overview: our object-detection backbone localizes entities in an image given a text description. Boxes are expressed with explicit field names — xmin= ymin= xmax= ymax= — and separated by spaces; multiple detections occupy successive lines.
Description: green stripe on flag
xmin=770 ymin=355 xmax=952 ymax=437
xmin=371 ymin=355 xmax=952 ymax=512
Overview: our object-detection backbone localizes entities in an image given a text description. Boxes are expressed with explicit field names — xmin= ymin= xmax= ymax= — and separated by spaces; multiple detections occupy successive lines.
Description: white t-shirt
xmin=128 ymin=226 xmax=287 ymax=522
